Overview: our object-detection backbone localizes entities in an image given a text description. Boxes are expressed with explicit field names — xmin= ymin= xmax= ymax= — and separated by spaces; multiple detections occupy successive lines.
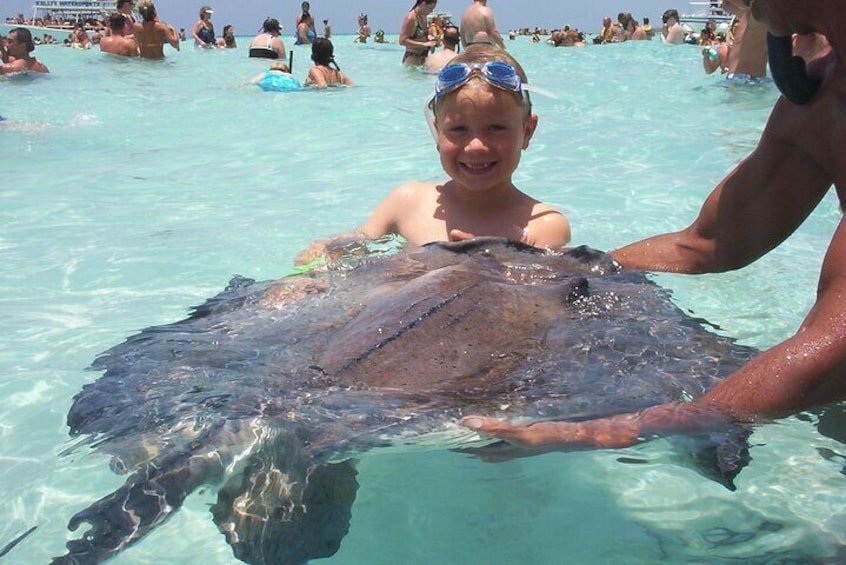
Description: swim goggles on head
xmin=434 ymin=61 xmax=524 ymax=101
xmin=423 ymin=61 xmax=557 ymax=142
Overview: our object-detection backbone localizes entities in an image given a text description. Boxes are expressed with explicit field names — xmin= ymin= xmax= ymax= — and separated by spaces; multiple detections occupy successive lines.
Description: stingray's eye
xmin=566 ymin=278 xmax=589 ymax=303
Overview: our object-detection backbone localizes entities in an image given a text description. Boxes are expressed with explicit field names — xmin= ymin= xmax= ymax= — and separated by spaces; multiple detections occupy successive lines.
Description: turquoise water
xmin=2 ymin=36 xmax=845 ymax=563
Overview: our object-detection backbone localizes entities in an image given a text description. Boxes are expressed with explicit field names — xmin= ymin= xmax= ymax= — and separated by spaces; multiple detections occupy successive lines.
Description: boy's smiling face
xmin=434 ymin=80 xmax=537 ymax=194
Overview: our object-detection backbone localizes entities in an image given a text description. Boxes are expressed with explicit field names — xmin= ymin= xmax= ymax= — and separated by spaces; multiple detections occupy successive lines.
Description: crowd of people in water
xmin=0 ymin=0 xmax=774 ymax=73
xmin=0 ymin=0 xmax=782 ymax=84
xmin=4 ymin=0 xmax=846 ymax=464
xmin=1 ymin=0 xmax=774 ymax=76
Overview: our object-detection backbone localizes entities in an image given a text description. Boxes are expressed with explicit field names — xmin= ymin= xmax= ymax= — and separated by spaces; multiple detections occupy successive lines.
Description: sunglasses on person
xmin=434 ymin=61 xmax=524 ymax=101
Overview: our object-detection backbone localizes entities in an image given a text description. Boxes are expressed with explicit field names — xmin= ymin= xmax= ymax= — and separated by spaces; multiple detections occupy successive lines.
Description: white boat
xmin=680 ymin=1 xmax=734 ymax=31
xmin=427 ymin=12 xmax=453 ymax=27
xmin=3 ymin=0 xmax=111 ymax=35
xmin=30 ymin=0 xmax=111 ymax=22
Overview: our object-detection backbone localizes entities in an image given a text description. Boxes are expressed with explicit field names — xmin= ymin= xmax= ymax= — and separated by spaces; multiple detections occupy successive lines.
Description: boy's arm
xmin=294 ymin=229 xmax=370 ymax=267
xmin=358 ymin=183 xmax=419 ymax=240
xmin=295 ymin=183 xmax=417 ymax=267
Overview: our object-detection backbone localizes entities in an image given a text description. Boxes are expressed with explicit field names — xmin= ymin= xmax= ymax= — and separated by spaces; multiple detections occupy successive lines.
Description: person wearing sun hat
xmin=192 ymin=5 xmax=217 ymax=49
xmin=249 ymin=17 xmax=286 ymax=59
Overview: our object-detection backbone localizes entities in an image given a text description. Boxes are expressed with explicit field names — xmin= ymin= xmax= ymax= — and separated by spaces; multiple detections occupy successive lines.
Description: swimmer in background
xmin=295 ymin=44 xmax=570 ymax=266
xmin=428 ymin=14 xmax=445 ymax=45
xmin=71 ymin=23 xmax=91 ymax=49
xmin=641 ymin=17 xmax=654 ymax=40
xmin=304 ymin=38 xmax=353 ymax=88
xmin=611 ymin=13 xmax=628 ymax=42
xmin=248 ymin=18 xmax=286 ymax=60
xmin=105 ymin=0 xmax=135 ymax=37
xmin=460 ymin=0 xmax=505 ymax=48
xmin=550 ymin=26 xmax=586 ymax=48
xmin=661 ymin=9 xmax=686 ymax=44
xmin=594 ymin=15 xmax=614 ymax=44
xmin=251 ymin=61 xmax=302 ymax=92
xmin=374 ymin=30 xmax=388 ymax=44
xmin=702 ymin=0 xmax=768 ymax=81
xmin=400 ymin=0 xmax=438 ymax=67
xmin=354 ymin=14 xmax=371 ymax=43
xmin=221 ymin=25 xmax=236 ymax=48
xmin=621 ymin=13 xmax=648 ymax=41
xmin=192 ymin=6 xmax=217 ymax=49
xmin=424 ymin=24 xmax=460 ymax=73
xmin=1 ymin=28 xmax=49 ymax=74
xmin=295 ymin=1 xmax=317 ymax=45
xmin=133 ymin=0 xmax=179 ymax=59
xmin=100 ymin=12 xmax=139 ymax=57
xmin=323 ymin=19 xmax=331 ymax=39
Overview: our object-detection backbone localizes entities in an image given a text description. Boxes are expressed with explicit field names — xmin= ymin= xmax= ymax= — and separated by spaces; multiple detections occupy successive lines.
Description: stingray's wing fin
xmin=668 ymin=425 xmax=753 ymax=491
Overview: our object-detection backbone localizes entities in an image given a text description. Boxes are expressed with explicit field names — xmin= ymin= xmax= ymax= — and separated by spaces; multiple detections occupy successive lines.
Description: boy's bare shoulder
xmin=387 ymin=180 xmax=441 ymax=201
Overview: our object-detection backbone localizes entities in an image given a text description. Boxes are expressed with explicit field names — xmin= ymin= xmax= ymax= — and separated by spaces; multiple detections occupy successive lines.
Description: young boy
xmin=296 ymin=44 xmax=569 ymax=265
xmin=252 ymin=61 xmax=302 ymax=92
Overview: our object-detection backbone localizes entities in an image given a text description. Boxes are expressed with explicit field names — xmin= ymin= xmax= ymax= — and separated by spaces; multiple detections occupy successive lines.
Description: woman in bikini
xmin=399 ymin=0 xmax=438 ymax=67
xmin=134 ymin=0 xmax=179 ymax=60
xmin=304 ymin=38 xmax=353 ymax=88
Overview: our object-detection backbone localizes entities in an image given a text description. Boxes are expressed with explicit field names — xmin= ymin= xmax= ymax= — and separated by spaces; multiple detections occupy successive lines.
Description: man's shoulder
xmin=461 ymin=3 xmax=482 ymax=19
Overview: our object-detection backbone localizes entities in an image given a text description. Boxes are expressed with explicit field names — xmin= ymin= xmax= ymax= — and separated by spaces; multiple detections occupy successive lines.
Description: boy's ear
xmin=522 ymin=114 xmax=539 ymax=150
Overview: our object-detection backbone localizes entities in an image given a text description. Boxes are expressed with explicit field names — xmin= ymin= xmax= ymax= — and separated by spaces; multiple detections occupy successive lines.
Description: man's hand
xmin=449 ymin=229 xmax=476 ymax=242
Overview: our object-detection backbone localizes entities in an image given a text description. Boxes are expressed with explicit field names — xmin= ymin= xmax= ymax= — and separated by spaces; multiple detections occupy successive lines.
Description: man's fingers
xmin=460 ymin=416 xmax=528 ymax=442
xmin=449 ymin=229 xmax=476 ymax=241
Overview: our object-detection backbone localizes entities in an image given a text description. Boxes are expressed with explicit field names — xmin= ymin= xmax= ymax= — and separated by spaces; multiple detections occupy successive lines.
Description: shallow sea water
xmin=1 ymin=35 xmax=845 ymax=564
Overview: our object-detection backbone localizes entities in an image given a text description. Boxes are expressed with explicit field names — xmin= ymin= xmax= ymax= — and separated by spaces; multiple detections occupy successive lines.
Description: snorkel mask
xmin=767 ymin=33 xmax=822 ymax=105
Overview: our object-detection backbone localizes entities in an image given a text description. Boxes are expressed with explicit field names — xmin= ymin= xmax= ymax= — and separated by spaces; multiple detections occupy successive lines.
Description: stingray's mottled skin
xmin=52 ymin=238 xmax=756 ymax=565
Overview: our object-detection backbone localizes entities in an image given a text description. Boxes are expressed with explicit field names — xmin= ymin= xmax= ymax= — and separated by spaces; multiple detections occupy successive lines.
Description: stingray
xmin=51 ymin=238 xmax=757 ymax=564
